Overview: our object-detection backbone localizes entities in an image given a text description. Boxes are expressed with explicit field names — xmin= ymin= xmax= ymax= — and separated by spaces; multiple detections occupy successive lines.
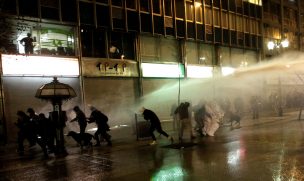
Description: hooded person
xmin=141 ymin=107 xmax=174 ymax=145
xmin=87 ymin=105 xmax=112 ymax=146
xmin=70 ymin=106 xmax=87 ymax=135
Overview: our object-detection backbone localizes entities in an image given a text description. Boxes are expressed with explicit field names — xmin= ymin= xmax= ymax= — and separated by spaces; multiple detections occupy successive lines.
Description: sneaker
xmin=149 ymin=141 xmax=157 ymax=145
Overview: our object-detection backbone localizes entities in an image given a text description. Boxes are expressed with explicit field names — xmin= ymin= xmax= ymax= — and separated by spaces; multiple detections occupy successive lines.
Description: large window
xmin=198 ymin=43 xmax=214 ymax=65
xmin=81 ymin=28 xmax=106 ymax=58
xmin=214 ymin=9 xmax=220 ymax=27
xmin=109 ymin=32 xmax=135 ymax=59
xmin=40 ymin=0 xmax=59 ymax=20
xmin=186 ymin=1 xmax=194 ymax=21
xmin=175 ymin=0 xmax=184 ymax=19
xmin=236 ymin=15 xmax=243 ymax=31
xmin=244 ymin=18 xmax=250 ymax=33
xmin=79 ymin=2 xmax=94 ymax=25
xmin=205 ymin=7 xmax=212 ymax=25
xmin=185 ymin=41 xmax=198 ymax=64
xmin=81 ymin=28 xmax=135 ymax=59
xmin=140 ymin=0 xmax=150 ymax=12
xmin=229 ymin=13 xmax=236 ymax=30
xmin=140 ymin=36 xmax=180 ymax=63
xmin=222 ymin=11 xmax=229 ymax=29
xmin=244 ymin=0 xmax=262 ymax=6
xmin=195 ymin=0 xmax=203 ymax=23
xmin=61 ymin=0 xmax=77 ymax=22
xmin=152 ymin=0 xmax=161 ymax=14
xmin=165 ymin=0 xmax=173 ymax=16
xmin=126 ymin=0 xmax=137 ymax=9
xmin=16 ymin=23 xmax=76 ymax=56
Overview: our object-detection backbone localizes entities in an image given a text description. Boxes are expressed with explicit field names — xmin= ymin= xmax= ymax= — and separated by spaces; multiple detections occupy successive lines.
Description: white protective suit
xmin=203 ymin=101 xmax=224 ymax=136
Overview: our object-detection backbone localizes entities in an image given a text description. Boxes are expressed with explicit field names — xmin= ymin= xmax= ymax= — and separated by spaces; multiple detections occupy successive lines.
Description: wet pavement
xmin=1 ymin=111 xmax=304 ymax=181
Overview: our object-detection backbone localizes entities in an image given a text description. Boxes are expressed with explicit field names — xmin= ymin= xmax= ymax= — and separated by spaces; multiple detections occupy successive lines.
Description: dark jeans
xmin=150 ymin=125 xmax=169 ymax=141
xmin=17 ymin=131 xmax=26 ymax=152
xmin=79 ymin=125 xmax=87 ymax=135
xmin=94 ymin=128 xmax=111 ymax=145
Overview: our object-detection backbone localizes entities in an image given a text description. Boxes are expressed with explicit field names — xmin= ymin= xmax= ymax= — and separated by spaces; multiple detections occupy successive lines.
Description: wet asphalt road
xmin=1 ymin=116 xmax=304 ymax=181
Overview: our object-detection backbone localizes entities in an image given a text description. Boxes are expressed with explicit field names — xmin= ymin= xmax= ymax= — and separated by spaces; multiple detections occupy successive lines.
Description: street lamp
xmin=35 ymin=77 xmax=76 ymax=155
xmin=266 ymin=39 xmax=288 ymax=117
xmin=267 ymin=39 xmax=289 ymax=50
xmin=281 ymin=39 xmax=289 ymax=48
xmin=267 ymin=41 xmax=275 ymax=50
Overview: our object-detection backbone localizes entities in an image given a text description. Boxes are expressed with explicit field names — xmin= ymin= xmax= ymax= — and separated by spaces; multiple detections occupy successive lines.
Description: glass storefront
xmin=17 ymin=24 xmax=76 ymax=56
xmin=0 ymin=18 xmax=77 ymax=56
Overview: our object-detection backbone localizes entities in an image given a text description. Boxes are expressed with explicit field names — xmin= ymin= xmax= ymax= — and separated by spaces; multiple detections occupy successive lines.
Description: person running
xmin=141 ymin=107 xmax=173 ymax=145
xmin=70 ymin=106 xmax=87 ymax=135
xmin=88 ymin=106 xmax=112 ymax=146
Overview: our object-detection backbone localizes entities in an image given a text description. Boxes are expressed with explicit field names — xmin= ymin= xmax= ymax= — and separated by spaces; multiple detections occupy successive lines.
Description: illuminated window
xmin=1 ymin=55 xmax=79 ymax=76
xmin=244 ymin=0 xmax=262 ymax=6
xmin=198 ymin=43 xmax=214 ymax=65
xmin=236 ymin=15 xmax=243 ymax=31
xmin=186 ymin=1 xmax=194 ymax=21
xmin=205 ymin=7 xmax=212 ymax=25
xmin=185 ymin=41 xmax=198 ymax=64
xmin=229 ymin=13 xmax=236 ymax=30
xmin=187 ymin=66 xmax=213 ymax=78
xmin=195 ymin=0 xmax=203 ymax=23
xmin=17 ymin=24 xmax=76 ymax=56
xmin=214 ymin=9 xmax=220 ymax=27
xmin=205 ymin=0 xmax=212 ymax=6
xmin=140 ymin=36 xmax=180 ymax=62
xmin=244 ymin=18 xmax=250 ymax=33
xmin=141 ymin=63 xmax=184 ymax=78
xmin=222 ymin=11 xmax=228 ymax=29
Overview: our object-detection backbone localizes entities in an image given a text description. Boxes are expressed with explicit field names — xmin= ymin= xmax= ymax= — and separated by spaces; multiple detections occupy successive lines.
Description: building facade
xmin=0 ymin=0 xmax=303 ymax=142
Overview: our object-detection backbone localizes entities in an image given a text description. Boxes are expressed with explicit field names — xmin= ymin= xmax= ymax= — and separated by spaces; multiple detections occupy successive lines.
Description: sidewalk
xmin=232 ymin=110 xmax=300 ymax=127
xmin=0 ymin=109 xmax=303 ymax=180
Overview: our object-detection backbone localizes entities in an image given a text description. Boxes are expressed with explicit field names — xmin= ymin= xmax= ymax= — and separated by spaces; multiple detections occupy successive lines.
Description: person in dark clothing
xmin=20 ymin=33 xmax=34 ymax=54
xmin=193 ymin=103 xmax=206 ymax=136
xmin=175 ymin=102 xmax=194 ymax=141
xmin=141 ymin=107 xmax=173 ymax=145
xmin=70 ymin=106 xmax=87 ymax=135
xmin=250 ymin=96 xmax=260 ymax=119
xmin=88 ymin=106 xmax=112 ymax=146
xmin=15 ymin=111 xmax=30 ymax=155
xmin=27 ymin=108 xmax=39 ymax=147
xmin=40 ymin=113 xmax=56 ymax=154
xmin=36 ymin=113 xmax=50 ymax=158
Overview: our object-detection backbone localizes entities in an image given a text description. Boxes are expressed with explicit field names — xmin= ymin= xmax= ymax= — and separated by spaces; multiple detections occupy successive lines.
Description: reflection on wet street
xmin=1 ymin=118 xmax=304 ymax=180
